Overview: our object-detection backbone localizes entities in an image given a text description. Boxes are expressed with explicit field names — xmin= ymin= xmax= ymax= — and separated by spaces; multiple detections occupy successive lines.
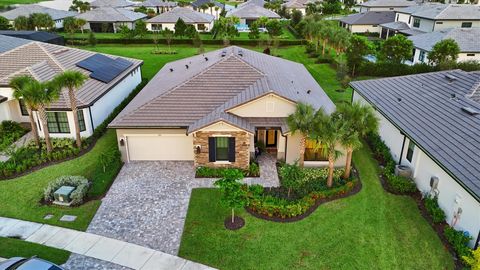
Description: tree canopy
xmin=427 ymin=38 xmax=460 ymax=66
xmin=346 ymin=35 xmax=373 ymax=76
xmin=0 ymin=16 xmax=10 ymax=30
xmin=379 ymin=35 xmax=413 ymax=64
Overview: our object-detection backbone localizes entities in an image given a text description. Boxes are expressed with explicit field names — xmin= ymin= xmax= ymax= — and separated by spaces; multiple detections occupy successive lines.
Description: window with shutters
xmin=209 ymin=136 xmax=236 ymax=162
xmin=216 ymin=137 xmax=229 ymax=161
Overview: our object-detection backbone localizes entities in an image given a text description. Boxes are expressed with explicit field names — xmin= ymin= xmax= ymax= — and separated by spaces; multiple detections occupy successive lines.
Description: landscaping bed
xmin=196 ymin=161 xmax=260 ymax=178
xmin=0 ymin=120 xmax=28 ymax=152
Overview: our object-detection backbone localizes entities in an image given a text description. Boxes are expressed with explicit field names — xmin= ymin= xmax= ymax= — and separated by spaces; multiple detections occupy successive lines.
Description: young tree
xmin=287 ymin=102 xmax=316 ymax=167
xmin=290 ymin=9 xmax=302 ymax=28
xmin=162 ymin=29 xmax=174 ymax=52
xmin=214 ymin=169 xmax=246 ymax=225
xmin=279 ymin=162 xmax=303 ymax=198
xmin=88 ymin=31 xmax=97 ymax=46
xmin=428 ymin=38 xmax=460 ymax=66
xmin=75 ymin=18 xmax=87 ymax=34
xmin=53 ymin=71 xmax=88 ymax=148
xmin=321 ymin=0 xmax=342 ymax=14
xmin=134 ymin=20 xmax=148 ymax=38
xmin=0 ymin=16 xmax=10 ymax=30
xmin=379 ymin=34 xmax=413 ymax=64
xmin=174 ymin=18 xmax=187 ymax=37
xmin=212 ymin=16 xmax=239 ymax=43
xmin=14 ymin=16 xmax=30 ymax=30
xmin=30 ymin=13 xmax=54 ymax=30
xmin=346 ymin=35 xmax=372 ymax=76
xmin=248 ymin=21 xmax=260 ymax=39
xmin=118 ymin=25 xmax=135 ymax=41
xmin=265 ymin=19 xmax=283 ymax=38
xmin=185 ymin=24 xmax=197 ymax=38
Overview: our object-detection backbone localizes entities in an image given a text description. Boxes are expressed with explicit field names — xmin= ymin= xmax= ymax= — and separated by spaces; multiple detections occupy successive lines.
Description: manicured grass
xmin=0 ymin=237 xmax=70 ymax=265
xmin=0 ymin=0 xmax=42 ymax=5
xmin=0 ymin=130 xmax=119 ymax=231
xmin=178 ymin=144 xmax=454 ymax=269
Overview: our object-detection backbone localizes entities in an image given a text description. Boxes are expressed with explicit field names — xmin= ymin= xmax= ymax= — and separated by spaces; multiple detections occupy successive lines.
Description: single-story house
xmin=0 ymin=30 xmax=64 ymax=45
xmin=109 ymin=46 xmax=344 ymax=169
xmin=0 ymin=4 xmax=77 ymax=29
xmin=408 ymin=28 xmax=480 ymax=64
xmin=226 ymin=0 xmax=280 ymax=26
xmin=282 ymin=0 xmax=313 ymax=15
xmin=339 ymin=11 xmax=396 ymax=33
xmin=75 ymin=7 xmax=147 ymax=33
xmin=90 ymin=0 xmax=134 ymax=9
xmin=146 ymin=7 xmax=215 ymax=32
xmin=351 ymin=70 xmax=480 ymax=249
xmin=134 ymin=0 xmax=178 ymax=14
xmin=358 ymin=0 xmax=417 ymax=12
xmin=189 ymin=0 xmax=225 ymax=19
xmin=0 ymin=35 xmax=143 ymax=139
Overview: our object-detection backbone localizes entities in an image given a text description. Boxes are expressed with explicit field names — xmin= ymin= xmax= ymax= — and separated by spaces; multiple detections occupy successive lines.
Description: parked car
xmin=0 ymin=257 xmax=64 ymax=270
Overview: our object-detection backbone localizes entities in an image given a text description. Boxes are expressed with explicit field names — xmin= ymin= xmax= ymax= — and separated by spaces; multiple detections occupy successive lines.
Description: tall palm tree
xmin=26 ymin=80 xmax=61 ymax=153
xmin=311 ymin=109 xmax=344 ymax=187
xmin=287 ymin=103 xmax=316 ymax=167
xmin=54 ymin=70 xmax=87 ymax=148
xmin=10 ymin=75 xmax=41 ymax=147
xmin=334 ymin=102 xmax=379 ymax=179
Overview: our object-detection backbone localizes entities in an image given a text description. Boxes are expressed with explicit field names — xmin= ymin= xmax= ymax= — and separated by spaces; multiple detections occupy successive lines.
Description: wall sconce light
xmin=195 ymin=145 xmax=201 ymax=154
xmin=119 ymin=138 xmax=125 ymax=146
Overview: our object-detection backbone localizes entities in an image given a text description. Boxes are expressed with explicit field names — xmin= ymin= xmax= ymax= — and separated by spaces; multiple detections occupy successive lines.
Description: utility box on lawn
xmin=53 ymin=186 xmax=76 ymax=206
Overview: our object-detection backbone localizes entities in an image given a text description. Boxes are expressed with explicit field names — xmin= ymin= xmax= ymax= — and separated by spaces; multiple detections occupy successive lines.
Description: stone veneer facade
xmin=193 ymin=131 xmax=250 ymax=169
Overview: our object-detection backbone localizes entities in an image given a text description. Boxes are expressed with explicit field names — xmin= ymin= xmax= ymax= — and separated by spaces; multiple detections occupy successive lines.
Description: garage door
xmin=127 ymin=135 xmax=194 ymax=161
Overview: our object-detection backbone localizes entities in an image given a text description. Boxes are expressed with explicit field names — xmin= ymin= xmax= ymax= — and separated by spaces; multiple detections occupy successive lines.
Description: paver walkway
xmin=0 ymin=217 xmax=215 ymax=270
xmin=245 ymin=153 xmax=280 ymax=187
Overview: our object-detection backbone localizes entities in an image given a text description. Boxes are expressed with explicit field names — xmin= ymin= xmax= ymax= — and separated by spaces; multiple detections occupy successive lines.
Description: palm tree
xmin=311 ymin=109 xmax=344 ymax=187
xmin=26 ymin=79 xmax=61 ymax=153
xmin=334 ymin=102 xmax=379 ymax=179
xmin=54 ymin=70 xmax=88 ymax=149
xmin=75 ymin=18 xmax=87 ymax=34
xmin=10 ymin=75 xmax=41 ymax=147
xmin=287 ymin=103 xmax=316 ymax=167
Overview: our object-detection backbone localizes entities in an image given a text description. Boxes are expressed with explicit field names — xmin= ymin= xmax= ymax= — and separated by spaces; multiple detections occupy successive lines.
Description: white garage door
xmin=127 ymin=135 xmax=194 ymax=161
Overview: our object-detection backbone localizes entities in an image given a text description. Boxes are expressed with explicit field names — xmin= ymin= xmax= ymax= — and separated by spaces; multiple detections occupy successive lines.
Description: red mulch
xmin=224 ymin=216 xmax=245 ymax=230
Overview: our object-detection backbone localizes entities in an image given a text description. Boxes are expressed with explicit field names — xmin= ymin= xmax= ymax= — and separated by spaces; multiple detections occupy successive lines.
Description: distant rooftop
xmin=0 ymin=4 xmax=77 ymax=20
xmin=147 ymin=7 xmax=214 ymax=23
xmin=76 ymin=7 xmax=147 ymax=22
xmin=403 ymin=3 xmax=480 ymax=20
xmin=191 ymin=0 xmax=225 ymax=9
xmin=135 ymin=0 xmax=177 ymax=8
xmin=360 ymin=0 xmax=417 ymax=8
xmin=340 ymin=11 xmax=396 ymax=25
xmin=226 ymin=0 xmax=280 ymax=19
xmin=408 ymin=28 xmax=480 ymax=52
xmin=90 ymin=0 xmax=134 ymax=8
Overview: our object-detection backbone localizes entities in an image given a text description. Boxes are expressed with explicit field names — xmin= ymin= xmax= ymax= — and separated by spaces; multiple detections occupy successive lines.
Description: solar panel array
xmin=76 ymin=54 xmax=133 ymax=83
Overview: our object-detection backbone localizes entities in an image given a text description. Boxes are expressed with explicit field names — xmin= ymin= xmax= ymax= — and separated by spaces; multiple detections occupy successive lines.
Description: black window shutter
xmin=208 ymin=137 xmax=216 ymax=162
xmin=228 ymin=137 xmax=236 ymax=162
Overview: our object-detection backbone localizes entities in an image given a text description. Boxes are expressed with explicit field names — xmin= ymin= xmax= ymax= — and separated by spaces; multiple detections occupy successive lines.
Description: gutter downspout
xmin=398 ymin=134 xmax=406 ymax=165
xmin=88 ymin=107 xmax=95 ymax=133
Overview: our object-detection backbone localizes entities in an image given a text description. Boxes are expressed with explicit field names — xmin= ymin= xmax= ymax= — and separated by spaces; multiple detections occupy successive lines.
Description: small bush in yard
xmin=279 ymin=162 xmax=303 ymax=197
xmin=385 ymin=173 xmax=417 ymax=193
xmin=44 ymin=175 xmax=90 ymax=206
xmin=444 ymin=226 xmax=473 ymax=259
xmin=463 ymin=248 xmax=480 ymax=270
xmin=423 ymin=196 xmax=446 ymax=223
xmin=0 ymin=120 xmax=27 ymax=152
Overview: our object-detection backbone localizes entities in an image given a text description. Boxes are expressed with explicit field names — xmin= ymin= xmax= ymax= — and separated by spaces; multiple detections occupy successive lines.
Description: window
xmin=78 ymin=110 xmax=86 ymax=132
xmin=406 ymin=140 xmax=415 ymax=162
xmin=413 ymin=18 xmax=420 ymax=28
xmin=396 ymin=14 xmax=399 ymax=21
xmin=18 ymin=99 xmax=29 ymax=116
xmin=418 ymin=50 xmax=426 ymax=62
xmin=467 ymin=53 xmax=476 ymax=56
xmin=208 ymin=137 xmax=235 ymax=162
xmin=435 ymin=21 xmax=443 ymax=24
xmin=461 ymin=22 xmax=472 ymax=28
xmin=304 ymin=139 xmax=328 ymax=161
xmin=47 ymin=112 xmax=70 ymax=133
xmin=197 ymin=24 xmax=205 ymax=31
xmin=408 ymin=16 xmax=411 ymax=24
xmin=151 ymin=24 xmax=162 ymax=31
xmin=215 ymin=137 xmax=229 ymax=161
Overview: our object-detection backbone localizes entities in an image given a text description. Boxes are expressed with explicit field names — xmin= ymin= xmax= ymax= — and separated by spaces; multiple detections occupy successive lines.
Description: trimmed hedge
xmin=196 ymin=161 xmax=260 ymax=178
xmin=44 ymin=175 xmax=90 ymax=206
xmin=444 ymin=226 xmax=473 ymax=259
xmin=423 ymin=196 xmax=446 ymax=224
xmin=357 ymin=61 xmax=480 ymax=78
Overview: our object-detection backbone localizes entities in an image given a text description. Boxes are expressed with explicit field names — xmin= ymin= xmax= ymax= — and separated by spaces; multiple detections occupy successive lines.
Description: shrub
xmin=423 ymin=196 xmax=446 ymax=223
xmin=385 ymin=173 xmax=417 ymax=193
xmin=463 ymin=248 xmax=480 ymax=270
xmin=279 ymin=162 xmax=303 ymax=197
xmin=0 ymin=120 xmax=27 ymax=152
xmin=248 ymin=161 xmax=260 ymax=177
xmin=444 ymin=226 xmax=473 ymax=258
xmin=43 ymin=175 xmax=90 ymax=206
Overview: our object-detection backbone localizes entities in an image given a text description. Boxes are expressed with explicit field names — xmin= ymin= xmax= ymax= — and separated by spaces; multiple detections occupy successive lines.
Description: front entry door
xmin=266 ymin=130 xmax=277 ymax=147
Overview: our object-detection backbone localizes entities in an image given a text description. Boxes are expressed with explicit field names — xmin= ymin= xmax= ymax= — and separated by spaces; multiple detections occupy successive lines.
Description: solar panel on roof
xmin=75 ymin=54 xmax=133 ymax=83
xmin=76 ymin=54 xmax=115 ymax=72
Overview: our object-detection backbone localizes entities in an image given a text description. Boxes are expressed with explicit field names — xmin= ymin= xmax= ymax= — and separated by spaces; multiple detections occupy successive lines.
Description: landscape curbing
xmin=0 ymin=217 xmax=215 ymax=270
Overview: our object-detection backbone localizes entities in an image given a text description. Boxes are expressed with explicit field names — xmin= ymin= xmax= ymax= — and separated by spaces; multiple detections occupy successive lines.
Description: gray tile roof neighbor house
xmin=91 ymin=0 xmax=134 ymax=8
xmin=0 ymin=4 xmax=77 ymax=21
xmin=409 ymin=4 xmax=480 ymax=20
xmin=340 ymin=11 xmax=396 ymax=25
xmin=227 ymin=1 xmax=280 ymax=19
xmin=110 ymin=46 xmax=335 ymax=134
xmin=0 ymin=35 xmax=142 ymax=110
xmin=76 ymin=7 xmax=147 ymax=22
xmin=0 ymin=34 xmax=31 ymax=53
xmin=359 ymin=0 xmax=417 ymax=8
xmin=191 ymin=0 xmax=224 ymax=9
xmin=147 ymin=7 xmax=214 ymax=23
xmin=283 ymin=0 xmax=312 ymax=9
xmin=351 ymin=70 xmax=480 ymax=200
xmin=380 ymin=21 xmax=410 ymax=31
xmin=135 ymin=0 xmax=177 ymax=8
xmin=408 ymin=28 xmax=480 ymax=53
xmin=0 ymin=31 xmax=64 ymax=45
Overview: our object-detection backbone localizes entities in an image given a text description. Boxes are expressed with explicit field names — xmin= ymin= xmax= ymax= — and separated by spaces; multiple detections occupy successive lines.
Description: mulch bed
xmin=225 ymin=216 xmax=245 ymax=230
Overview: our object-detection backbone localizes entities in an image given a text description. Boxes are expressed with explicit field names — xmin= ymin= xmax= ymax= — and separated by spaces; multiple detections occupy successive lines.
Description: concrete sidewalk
xmin=0 ymin=217 xmax=215 ymax=270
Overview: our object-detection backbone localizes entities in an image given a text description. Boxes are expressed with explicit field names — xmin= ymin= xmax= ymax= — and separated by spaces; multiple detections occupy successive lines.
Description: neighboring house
xmin=282 ymin=0 xmax=313 ymax=15
xmin=146 ymin=7 xmax=215 ymax=32
xmin=134 ymin=0 xmax=178 ymax=14
xmin=75 ymin=7 xmax=147 ymax=33
xmin=339 ymin=11 xmax=396 ymax=33
xmin=358 ymin=0 xmax=417 ymax=12
xmin=380 ymin=3 xmax=480 ymax=38
xmin=0 ymin=35 xmax=143 ymax=139
xmin=351 ymin=70 xmax=480 ymax=249
xmin=109 ymin=46 xmax=344 ymax=169
xmin=189 ymin=0 xmax=225 ymax=19
xmin=408 ymin=28 xmax=480 ymax=64
xmin=226 ymin=0 xmax=280 ymax=26
xmin=0 ymin=30 xmax=64 ymax=45
xmin=90 ymin=0 xmax=134 ymax=9
xmin=0 ymin=4 xmax=77 ymax=29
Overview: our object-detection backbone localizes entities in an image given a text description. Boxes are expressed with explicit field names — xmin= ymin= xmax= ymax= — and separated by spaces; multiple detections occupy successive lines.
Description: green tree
xmin=346 ymin=35 xmax=372 ymax=76
xmin=290 ymin=9 xmax=302 ymax=27
xmin=161 ymin=29 xmax=174 ymax=52
xmin=214 ymin=169 xmax=246 ymax=225
xmin=279 ymin=162 xmax=303 ymax=197
xmin=174 ymin=18 xmax=187 ymax=37
xmin=331 ymin=26 xmax=350 ymax=54
xmin=75 ymin=18 xmax=87 ymax=34
xmin=379 ymin=34 xmax=413 ymax=64
xmin=134 ymin=20 xmax=148 ymax=38
xmin=10 ymin=76 xmax=41 ymax=147
xmin=53 ymin=71 xmax=88 ymax=148
xmin=287 ymin=102 xmax=316 ymax=167
xmin=248 ymin=21 xmax=260 ymax=39
xmin=428 ymin=38 xmax=460 ymax=66
xmin=14 ymin=16 xmax=30 ymax=30
xmin=63 ymin=17 xmax=78 ymax=35
xmin=321 ymin=0 xmax=342 ymax=14
xmin=88 ymin=31 xmax=97 ymax=46
xmin=30 ymin=13 xmax=54 ymax=30
xmin=118 ymin=25 xmax=135 ymax=41
xmin=185 ymin=24 xmax=197 ymax=38
xmin=0 ymin=16 xmax=10 ymax=30
xmin=212 ymin=16 xmax=240 ymax=43
xmin=266 ymin=19 xmax=283 ymax=37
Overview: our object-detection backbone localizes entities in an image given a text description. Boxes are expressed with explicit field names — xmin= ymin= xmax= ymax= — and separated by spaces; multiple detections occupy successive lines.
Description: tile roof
xmin=360 ymin=0 xmax=417 ymax=7
xmin=110 ymin=46 xmax=334 ymax=133
xmin=282 ymin=0 xmax=311 ymax=9
xmin=0 ymin=35 xmax=142 ymax=110
xmin=379 ymin=21 xmax=410 ymax=30
xmin=135 ymin=0 xmax=177 ymax=8
xmin=0 ymin=34 xmax=31 ymax=53
xmin=90 ymin=0 xmax=134 ymax=8
xmin=0 ymin=31 xmax=63 ymax=44
xmin=340 ymin=11 xmax=396 ymax=25
xmin=76 ymin=7 xmax=147 ymax=22
xmin=351 ymin=70 xmax=480 ymax=201
xmin=408 ymin=28 xmax=480 ymax=53
xmin=411 ymin=4 xmax=480 ymax=20
xmin=0 ymin=4 xmax=77 ymax=20
xmin=190 ymin=0 xmax=224 ymax=9
xmin=397 ymin=2 xmax=442 ymax=14
xmin=147 ymin=7 xmax=214 ymax=23
xmin=227 ymin=1 xmax=280 ymax=19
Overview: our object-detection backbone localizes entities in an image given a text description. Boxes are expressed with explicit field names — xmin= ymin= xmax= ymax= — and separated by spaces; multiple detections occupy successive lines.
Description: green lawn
xmin=0 ymin=130 xmax=119 ymax=231
xmin=178 ymin=144 xmax=454 ymax=269
xmin=0 ymin=0 xmax=42 ymax=5
xmin=0 ymin=237 xmax=70 ymax=265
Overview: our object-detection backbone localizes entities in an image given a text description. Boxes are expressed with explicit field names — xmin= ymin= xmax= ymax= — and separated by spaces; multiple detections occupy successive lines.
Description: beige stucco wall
xmin=433 ymin=20 xmax=480 ymax=31
xmin=146 ymin=21 xmax=214 ymax=32
xmin=228 ymin=94 xmax=296 ymax=117
xmin=198 ymin=121 xmax=244 ymax=132
xmin=350 ymin=24 xmax=382 ymax=33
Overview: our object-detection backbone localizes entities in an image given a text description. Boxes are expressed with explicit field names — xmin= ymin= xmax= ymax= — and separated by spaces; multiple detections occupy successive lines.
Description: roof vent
xmin=451 ymin=93 xmax=456 ymax=99
xmin=445 ymin=74 xmax=457 ymax=83
xmin=238 ymin=49 xmax=244 ymax=57
xmin=185 ymin=64 xmax=189 ymax=69
xmin=221 ymin=50 xmax=227 ymax=57
xmin=170 ymin=68 xmax=174 ymax=72
xmin=205 ymin=57 xmax=208 ymax=61
xmin=461 ymin=106 xmax=479 ymax=115
xmin=307 ymin=90 xmax=311 ymax=94
xmin=397 ymin=97 xmax=402 ymax=102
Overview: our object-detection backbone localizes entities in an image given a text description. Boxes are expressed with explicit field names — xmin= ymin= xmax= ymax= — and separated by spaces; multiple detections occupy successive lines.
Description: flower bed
xmin=43 ymin=175 xmax=90 ymax=206
xmin=0 ymin=121 xmax=28 ymax=152
xmin=196 ymin=161 xmax=260 ymax=178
